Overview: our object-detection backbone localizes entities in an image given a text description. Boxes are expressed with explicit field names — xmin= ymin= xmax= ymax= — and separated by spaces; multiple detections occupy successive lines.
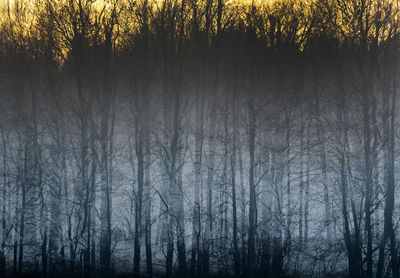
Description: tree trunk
xmin=247 ymin=95 xmax=256 ymax=277
xmin=144 ymin=138 xmax=152 ymax=277
xmin=362 ymin=91 xmax=373 ymax=278
xmin=377 ymin=57 xmax=399 ymax=278
xmin=231 ymin=93 xmax=240 ymax=277
xmin=203 ymin=100 xmax=216 ymax=277
xmin=191 ymin=91 xmax=203 ymax=277
xmin=134 ymin=134 xmax=144 ymax=276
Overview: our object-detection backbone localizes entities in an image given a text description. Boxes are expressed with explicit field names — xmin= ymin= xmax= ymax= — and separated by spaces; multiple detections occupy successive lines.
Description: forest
xmin=0 ymin=0 xmax=399 ymax=277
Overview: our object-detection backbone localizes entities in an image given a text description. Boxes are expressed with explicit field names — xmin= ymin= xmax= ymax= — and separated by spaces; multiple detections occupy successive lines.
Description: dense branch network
xmin=0 ymin=0 xmax=399 ymax=278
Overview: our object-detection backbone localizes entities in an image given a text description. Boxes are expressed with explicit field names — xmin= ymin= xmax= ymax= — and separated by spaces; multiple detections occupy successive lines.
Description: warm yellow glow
xmin=0 ymin=0 xmax=398 ymax=59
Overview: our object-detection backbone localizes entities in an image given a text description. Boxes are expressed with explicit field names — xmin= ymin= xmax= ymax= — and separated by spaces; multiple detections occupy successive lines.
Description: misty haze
xmin=0 ymin=0 xmax=399 ymax=278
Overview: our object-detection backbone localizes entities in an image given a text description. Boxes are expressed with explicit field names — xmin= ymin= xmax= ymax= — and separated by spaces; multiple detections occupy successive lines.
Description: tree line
xmin=0 ymin=0 xmax=399 ymax=277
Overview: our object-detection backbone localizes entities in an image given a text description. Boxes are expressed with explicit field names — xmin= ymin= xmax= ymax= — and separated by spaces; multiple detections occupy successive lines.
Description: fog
xmin=0 ymin=0 xmax=399 ymax=278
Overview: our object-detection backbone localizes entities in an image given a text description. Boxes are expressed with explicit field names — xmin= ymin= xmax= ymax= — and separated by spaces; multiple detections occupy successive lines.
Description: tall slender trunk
xmin=315 ymin=94 xmax=330 ymax=242
xmin=304 ymin=123 xmax=310 ymax=243
xmin=176 ymin=146 xmax=186 ymax=275
xmin=376 ymin=53 xmax=398 ymax=278
xmin=13 ymin=169 xmax=19 ymax=275
xmin=299 ymin=118 xmax=304 ymax=248
xmin=191 ymin=95 xmax=203 ymax=276
xmin=239 ymin=145 xmax=247 ymax=276
xmin=90 ymin=146 xmax=96 ymax=276
xmin=203 ymin=100 xmax=216 ymax=277
xmin=134 ymin=133 xmax=144 ymax=276
xmin=19 ymin=155 xmax=26 ymax=274
xmin=388 ymin=75 xmax=398 ymax=277
xmin=144 ymin=137 xmax=152 ymax=277
xmin=1 ymin=131 xmax=7 ymax=262
xmin=99 ymin=117 xmax=112 ymax=276
xmin=231 ymin=92 xmax=240 ymax=277
xmin=220 ymin=100 xmax=229 ymax=269
xmin=362 ymin=90 xmax=373 ymax=278
xmin=191 ymin=3 xmax=202 ymax=275
xmin=247 ymin=95 xmax=256 ymax=277
xmin=271 ymin=124 xmax=283 ymax=277
xmin=285 ymin=107 xmax=292 ymax=257
xmin=99 ymin=25 xmax=115 ymax=278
